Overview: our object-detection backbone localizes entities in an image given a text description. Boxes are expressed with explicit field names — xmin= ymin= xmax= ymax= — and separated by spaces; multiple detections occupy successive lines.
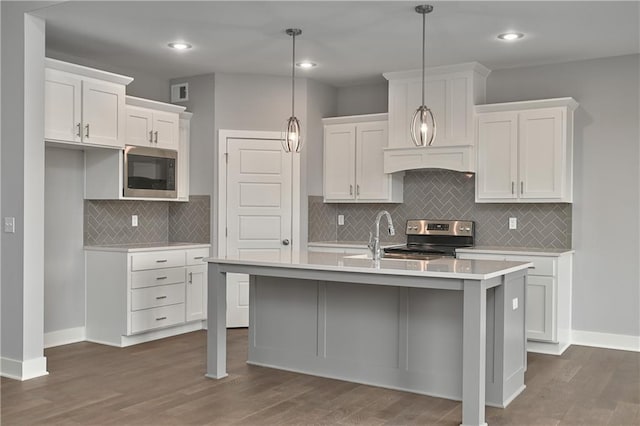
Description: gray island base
xmin=205 ymin=253 xmax=532 ymax=426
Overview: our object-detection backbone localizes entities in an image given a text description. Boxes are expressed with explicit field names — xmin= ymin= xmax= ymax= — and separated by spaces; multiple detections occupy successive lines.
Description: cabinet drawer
xmin=130 ymin=303 xmax=185 ymax=334
xmin=505 ymin=255 xmax=555 ymax=276
xmin=131 ymin=267 xmax=185 ymax=289
xmin=131 ymin=283 xmax=185 ymax=311
xmin=186 ymin=248 xmax=210 ymax=266
xmin=131 ymin=250 xmax=185 ymax=271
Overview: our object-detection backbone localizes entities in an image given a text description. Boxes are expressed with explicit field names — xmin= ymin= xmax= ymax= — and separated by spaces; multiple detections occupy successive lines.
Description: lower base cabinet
xmin=86 ymin=245 xmax=210 ymax=347
xmin=456 ymin=248 xmax=573 ymax=355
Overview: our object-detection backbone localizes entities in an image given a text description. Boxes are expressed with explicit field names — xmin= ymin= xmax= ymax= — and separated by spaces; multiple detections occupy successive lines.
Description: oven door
xmin=124 ymin=146 xmax=177 ymax=198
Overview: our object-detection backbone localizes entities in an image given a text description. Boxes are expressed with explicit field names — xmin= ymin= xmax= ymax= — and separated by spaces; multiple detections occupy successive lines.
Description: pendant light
xmin=410 ymin=5 xmax=437 ymax=147
xmin=283 ymin=28 xmax=302 ymax=153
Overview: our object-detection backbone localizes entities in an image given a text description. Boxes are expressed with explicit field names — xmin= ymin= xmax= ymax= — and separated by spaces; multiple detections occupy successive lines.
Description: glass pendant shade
xmin=283 ymin=115 xmax=302 ymax=153
xmin=410 ymin=105 xmax=436 ymax=147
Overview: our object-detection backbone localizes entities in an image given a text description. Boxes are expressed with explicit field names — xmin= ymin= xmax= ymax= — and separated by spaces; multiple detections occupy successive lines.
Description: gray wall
xmin=486 ymin=54 xmax=640 ymax=337
xmin=44 ymin=147 xmax=85 ymax=333
xmin=46 ymin=48 xmax=171 ymax=102
xmin=336 ymin=81 xmax=388 ymax=116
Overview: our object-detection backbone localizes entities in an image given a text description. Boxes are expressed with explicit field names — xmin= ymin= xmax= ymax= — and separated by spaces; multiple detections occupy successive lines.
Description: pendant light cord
xmin=421 ymin=10 xmax=425 ymax=107
xmin=291 ymin=33 xmax=296 ymax=116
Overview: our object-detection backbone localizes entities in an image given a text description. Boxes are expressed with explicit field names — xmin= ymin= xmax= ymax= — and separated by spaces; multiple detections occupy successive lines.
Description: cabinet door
xmin=186 ymin=264 xmax=207 ymax=322
xmin=356 ymin=121 xmax=390 ymax=201
xmin=526 ymin=275 xmax=556 ymax=342
xmin=323 ymin=124 xmax=356 ymax=201
xmin=45 ymin=69 xmax=82 ymax=143
xmin=82 ymin=80 xmax=125 ymax=148
xmin=125 ymin=106 xmax=153 ymax=147
xmin=476 ymin=112 xmax=518 ymax=200
xmin=518 ymin=108 xmax=564 ymax=199
xmin=153 ymin=111 xmax=179 ymax=150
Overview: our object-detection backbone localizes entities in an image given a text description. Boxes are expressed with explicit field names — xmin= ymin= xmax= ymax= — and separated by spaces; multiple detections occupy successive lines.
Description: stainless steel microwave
xmin=123 ymin=146 xmax=177 ymax=199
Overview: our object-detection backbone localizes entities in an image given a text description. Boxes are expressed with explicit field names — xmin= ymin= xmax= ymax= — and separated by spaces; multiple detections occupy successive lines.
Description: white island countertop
xmin=206 ymin=251 xmax=532 ymax=281
xmin=456 ymin=246 xmax=574 ymax=257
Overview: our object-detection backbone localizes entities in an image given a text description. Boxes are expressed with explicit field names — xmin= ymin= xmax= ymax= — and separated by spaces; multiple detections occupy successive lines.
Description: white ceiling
xmin=34 ymin=1 xmax=639 ymax=87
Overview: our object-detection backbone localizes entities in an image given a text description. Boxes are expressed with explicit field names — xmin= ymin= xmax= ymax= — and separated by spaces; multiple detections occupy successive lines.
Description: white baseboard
xmin=1 ymin=356 xmax=48 ymax=380
xmin=572 ymin=330 xmax=640 ymax=352
xmin=44 ymin=326 xmax=86 ymax=348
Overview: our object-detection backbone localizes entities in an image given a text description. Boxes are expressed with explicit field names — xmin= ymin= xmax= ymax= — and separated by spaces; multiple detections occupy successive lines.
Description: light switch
xmin=509 ymin=217 xmax=517 ymax=230
xmin=337 ymin=214 xmax=345 ymax=226
xmin=132 ymin=215 xmax=138 ymax=227
xmin=512 ymin=297 xmax=518 ymax=310
xmin=4 ymin=217 xmax=15 ymax=233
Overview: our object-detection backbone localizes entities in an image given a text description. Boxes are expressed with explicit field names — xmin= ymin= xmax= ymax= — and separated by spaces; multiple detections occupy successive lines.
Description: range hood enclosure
xmin=383 ymin=62 xmax=490 ymax=173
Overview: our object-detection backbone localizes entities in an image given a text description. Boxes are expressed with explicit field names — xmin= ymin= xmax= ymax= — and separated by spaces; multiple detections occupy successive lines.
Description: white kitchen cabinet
xmin=456 ymin=248 xmax=573 ymax=355
xmin=382 ymin=62 xmax=490 ymax=173
xmin=323 ymin=113 xmax=403 ymax=203
xmin=177 ymin=112 xmax=192 ymax=201
xmin=125 ymin=96 xmax=181 ymax=150
xmin=85 ymin=244 xmax=210 ymax=347
xmin=475 ymin=98 xmax=578 ymax=203
xmin=45 ymin=59 xmax=132 ymax=148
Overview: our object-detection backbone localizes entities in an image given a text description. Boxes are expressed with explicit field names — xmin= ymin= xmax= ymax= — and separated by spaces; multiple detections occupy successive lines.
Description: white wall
xmin=46 ymin=48 xmax=171 ymax=102
xmin=305 ymin=79 xmax=337 ymax=196
xmin=486 ymin=54 xmax=640 ymax=338
xmin=44 ymin=148 xmax=85 ymax=334
xmin=1 ymin=2 xmax=48 ymax=379
xmin=336 ymin=81 xmax=388 ymax=116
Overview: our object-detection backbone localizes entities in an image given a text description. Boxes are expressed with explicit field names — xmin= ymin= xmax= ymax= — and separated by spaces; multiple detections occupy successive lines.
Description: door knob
xmin=282 ymin=239 xmax=290 ymax=246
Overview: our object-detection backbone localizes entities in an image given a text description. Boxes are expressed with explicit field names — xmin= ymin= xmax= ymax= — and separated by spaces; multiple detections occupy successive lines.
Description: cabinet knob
xmin=84 ymin=124 xmax=90 ymax=138
xmin=511 ymin=182 xmax=515 ymax=195
xmin=521 ymin=181 xmax=524 ymax=194
xmin=349 ymin=185 xmax=353 ymax=196
xmin=282 ymin=239 xmax=290 ymax=246
xmin=154 ymin=131 xmax=159 ymax=143
xmin=356 ymin=185 xmax=360 ymax=196
xmin=76 ymin=123 xmax=82 ymax=138
xmin=149 ymin=130 xmax=154 ymax=143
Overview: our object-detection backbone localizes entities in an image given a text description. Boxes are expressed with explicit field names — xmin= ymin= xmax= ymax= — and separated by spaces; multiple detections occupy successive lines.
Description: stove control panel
xmin=405 ymin=219 xmax=474 ymax=236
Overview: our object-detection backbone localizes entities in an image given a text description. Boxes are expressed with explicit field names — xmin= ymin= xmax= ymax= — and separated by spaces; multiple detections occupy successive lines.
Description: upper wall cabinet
xmin=125 ymin=96 xmax=181 ymax=150
xmin=45 ymin=58 xmax=132 ymax=148
xmin=475 ymin=98 xmax=578 ymax=203
xmin=383 ymin=62 xmax=490 ymax=173
xmin=323 ymin=113 xmax=403 ymax=203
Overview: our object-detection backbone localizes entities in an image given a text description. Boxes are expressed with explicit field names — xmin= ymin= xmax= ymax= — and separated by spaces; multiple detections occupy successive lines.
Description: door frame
xmin=216 ymin=129 xmax=302 ymax=259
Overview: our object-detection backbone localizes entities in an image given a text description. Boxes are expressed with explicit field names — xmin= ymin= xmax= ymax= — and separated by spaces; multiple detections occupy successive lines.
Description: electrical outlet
xmin=337 ymin=214 xmax=345 ymax=226
xmin=132 ymin=215 xmax=138 ymax=227
xmin=509 ymin=217 xmax=517 ymax=230
xmin=3 ymin=217 xmax=15 ymax=233
xmin=512 ymin=297 xmax=519 ymax=310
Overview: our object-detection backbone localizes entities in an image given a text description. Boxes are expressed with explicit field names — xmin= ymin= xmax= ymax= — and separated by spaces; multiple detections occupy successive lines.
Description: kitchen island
xmin=205 ymin=252 xmax=532 ymax=426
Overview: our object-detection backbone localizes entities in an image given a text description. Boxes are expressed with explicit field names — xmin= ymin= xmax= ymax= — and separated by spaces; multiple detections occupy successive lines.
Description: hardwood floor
xmin=2 ymin=329 xmax=638 ymax=425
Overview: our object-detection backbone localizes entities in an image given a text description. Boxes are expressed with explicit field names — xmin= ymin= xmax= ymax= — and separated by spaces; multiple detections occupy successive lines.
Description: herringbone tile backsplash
xmin=85 ymin=196 xmax=211 ymax=245
xmin=309 ymin=169 xmax=572 ymax=249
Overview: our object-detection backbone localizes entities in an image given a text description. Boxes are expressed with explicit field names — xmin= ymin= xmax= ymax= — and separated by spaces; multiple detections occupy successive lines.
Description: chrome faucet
xmin=368 ymin=210 xmax=395 ymax=261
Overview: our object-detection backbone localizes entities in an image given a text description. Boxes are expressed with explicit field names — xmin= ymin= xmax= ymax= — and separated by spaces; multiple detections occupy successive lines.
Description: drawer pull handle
xmin=193 ymin=256 xmax=204 ymax=260
xmin=156 ymin=296 xmax=167 ymax=300
xmin=156 ymin=316 xmax=167 ymax=321
xmin=156 ymin=276 xmax=168 ymax=280
xmin=156 ymin=259 xmax=168 ymax=263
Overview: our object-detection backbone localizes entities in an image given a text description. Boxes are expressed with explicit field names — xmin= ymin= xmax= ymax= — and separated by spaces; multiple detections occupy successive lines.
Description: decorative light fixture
xmin=410 ymin=4 xmax=437 ymax=147
xmin=497 ymin=32 xmax=524 ymax=41
xmin=167 ymin=42 xmax=192 ymax=50
xmin=282 ymin=28 xmax=303 ymax=153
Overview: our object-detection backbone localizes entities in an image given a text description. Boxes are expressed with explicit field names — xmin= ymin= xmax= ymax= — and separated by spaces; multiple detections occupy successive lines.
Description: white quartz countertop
xmin=308 ymin=241 xmax=401 ymax=249
xmin=456 ymin=246 xmax=574 ymax=257
xmin=84 ymin=242 xmax=211 ymax=253
xmin=206 ymin=251 xmax=532 ymax=281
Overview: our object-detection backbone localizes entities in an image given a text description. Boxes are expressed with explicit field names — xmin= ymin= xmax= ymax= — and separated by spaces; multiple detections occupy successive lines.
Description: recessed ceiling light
xmin=168 ymin=42 xmax=192 ymax=50
xmin=296 ymin=61 xmax=317 ymax=69
xmin=497 ymin=32 xmax=524 ymax=41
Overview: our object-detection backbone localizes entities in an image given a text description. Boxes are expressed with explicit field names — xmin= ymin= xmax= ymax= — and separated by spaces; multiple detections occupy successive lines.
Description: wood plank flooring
xmin=2 ymin=329 xmax=638 ymax=425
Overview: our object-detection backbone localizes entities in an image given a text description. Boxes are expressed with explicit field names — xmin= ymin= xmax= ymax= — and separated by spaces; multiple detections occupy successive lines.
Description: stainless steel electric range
xmin=382 ymin=219 xmax=475 ymax=260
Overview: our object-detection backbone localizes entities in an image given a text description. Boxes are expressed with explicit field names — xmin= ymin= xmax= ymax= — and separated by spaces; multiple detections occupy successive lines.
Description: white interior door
xmin=225 ymin=137 xmax=292 ymax=327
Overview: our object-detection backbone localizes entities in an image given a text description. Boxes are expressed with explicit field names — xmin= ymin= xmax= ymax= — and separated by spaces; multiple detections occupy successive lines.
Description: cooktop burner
xmin=383 ymin=219 xmax=475 ymax=260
